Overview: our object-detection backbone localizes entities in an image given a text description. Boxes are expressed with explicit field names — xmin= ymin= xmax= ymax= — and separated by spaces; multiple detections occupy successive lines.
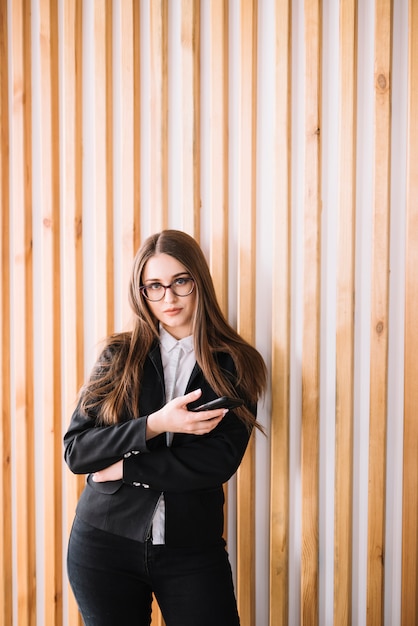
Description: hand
xmin=146 ymin=389 xmax=228 ymax=439
xmin=92 ymin=460 xmax=123 ymax=482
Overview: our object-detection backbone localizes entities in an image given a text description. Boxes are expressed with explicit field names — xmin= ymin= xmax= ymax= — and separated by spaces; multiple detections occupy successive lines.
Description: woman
xmin=64 ymin=229 xmax=267 ymax=626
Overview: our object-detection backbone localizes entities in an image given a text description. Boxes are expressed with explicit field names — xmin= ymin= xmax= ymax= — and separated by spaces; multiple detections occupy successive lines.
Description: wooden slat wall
xmin=1 ymin=1 xmax=417 ymax=625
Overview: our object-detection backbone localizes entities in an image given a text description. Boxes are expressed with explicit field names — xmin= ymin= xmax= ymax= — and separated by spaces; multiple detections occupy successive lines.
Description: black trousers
xmin=67 ymin=516 xmax=240 ymax=626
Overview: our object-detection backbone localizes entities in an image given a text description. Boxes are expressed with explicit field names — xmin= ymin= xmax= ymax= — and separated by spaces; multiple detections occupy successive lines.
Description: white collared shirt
xmin=151 ymin=326 xmax=196 ymax=544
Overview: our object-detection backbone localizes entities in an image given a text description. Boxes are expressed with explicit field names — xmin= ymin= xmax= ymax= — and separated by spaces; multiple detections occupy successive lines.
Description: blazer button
xmin=132 ymin=482 xmax=142 ymax=487
xmin=124 ymin=452 xmax=132 ymax=458
xmin=142 ymin=484 xmax=150 ymax=489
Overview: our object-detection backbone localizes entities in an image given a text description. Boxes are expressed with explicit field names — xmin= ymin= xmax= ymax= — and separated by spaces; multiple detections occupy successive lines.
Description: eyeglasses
xmin=140 ymin=277 xmax=195 ymax=302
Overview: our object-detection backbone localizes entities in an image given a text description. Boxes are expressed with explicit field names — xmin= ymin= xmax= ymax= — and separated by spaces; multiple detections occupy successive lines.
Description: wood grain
xmin=366 ymin=1 xmax=392 ymax=623
xmin=270 ymin=0 xmax=291 ymax=624
xmin=401 ymin=0 xmax=418 ymax=622
xmin=334 ymin=1 xmax=357 ymax=624
xmin=301 ymin=0 xmax=321 ymax=623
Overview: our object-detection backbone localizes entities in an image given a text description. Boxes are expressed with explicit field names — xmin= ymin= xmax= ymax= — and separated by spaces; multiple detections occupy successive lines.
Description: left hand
xmin=92 ymin=460 xmax=123 ymax=482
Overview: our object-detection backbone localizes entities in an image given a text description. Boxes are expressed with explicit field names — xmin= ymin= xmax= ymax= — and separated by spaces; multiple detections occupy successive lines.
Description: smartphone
xmin=191 ymin=396 xmax=244 ymax=412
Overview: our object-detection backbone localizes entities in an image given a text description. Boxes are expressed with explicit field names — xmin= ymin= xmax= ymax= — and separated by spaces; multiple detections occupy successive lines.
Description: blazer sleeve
xmin=122 ymin=408 xmax=254 ymax=492
xmin=63 ymin=404 xmax=151 ymax=474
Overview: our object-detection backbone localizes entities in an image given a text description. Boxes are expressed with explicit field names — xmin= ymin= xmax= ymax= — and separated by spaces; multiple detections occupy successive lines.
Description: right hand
xmin=146 ymin=389 xmax=227 ymax=439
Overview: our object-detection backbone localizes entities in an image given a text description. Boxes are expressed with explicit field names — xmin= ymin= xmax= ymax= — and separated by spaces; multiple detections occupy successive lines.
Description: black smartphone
xmin=191 ymin=396 xmax=244 ymax=412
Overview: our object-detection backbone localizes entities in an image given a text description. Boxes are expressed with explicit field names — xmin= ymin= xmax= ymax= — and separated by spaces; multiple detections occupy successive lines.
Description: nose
xmin=164 ymin=286 xmax=177 ymax=303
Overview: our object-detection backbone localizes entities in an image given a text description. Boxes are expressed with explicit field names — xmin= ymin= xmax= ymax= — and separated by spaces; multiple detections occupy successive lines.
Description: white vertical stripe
xmin=255 ymin=1 xmax=274 ymax=622
xmin=227 ymin=0 xmax=239 ymax=327
xmin=139 ymin=0 xmax=151 ymax=239
xmin=226 ymin=0 xmax=240 ymax=586
xmin=289 ymin=0 xmax=305 ymax=622
xmin=57 ymin=1 xmax=69 ymax=621
xmin=384 ymin=0 xmax=408 ymax=623
xmin=352 ymin=1 xmax=375 ymax=623
xmin=168 ymin=0 xmax=182 ymax=228
xmin=199 ymin=0 xmax=210 ymax=254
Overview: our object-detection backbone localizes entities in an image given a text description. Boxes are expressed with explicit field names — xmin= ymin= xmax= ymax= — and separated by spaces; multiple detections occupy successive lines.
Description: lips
xmin=163 ymin=308 xmax=182 ymax=315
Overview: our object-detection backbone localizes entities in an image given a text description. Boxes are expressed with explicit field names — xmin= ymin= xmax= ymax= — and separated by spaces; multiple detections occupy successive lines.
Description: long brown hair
xmin=80 ymin=230 xmax=267 ymax=431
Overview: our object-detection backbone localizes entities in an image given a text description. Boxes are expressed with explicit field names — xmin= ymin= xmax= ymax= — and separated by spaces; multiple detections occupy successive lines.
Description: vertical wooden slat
xmin=38 ymin=0 xmax=62 ymax=622
xmin=270 ymin=0 xmax=291 ymax=624
xmin=401 ymin=0 xmax=418 ymax=622
xmin=62 ymin=1 xmax=84 ymax=624
xmin=236 ymin=1 xmax=257 ymax=625
xmin=11 ymin=1 xmax=37 ymax=623
xmin=301 ymin=0 xmax=321 ymax=624
xmin=180 ymin=0 xmax=200 ymax=238
xmin=334 ymin=0 xmax=356 ymax=624
xmin=133 ymin=0 xmax=141 ymax=252
xmin=93 ymin=1 xmax=114 ymax=340
xmin=119 ymin=0 xmax=136 ymax=326
xmin=208 ymin=0 xmax=228 ymax=313
xmin=149 ymin=0 xmax=168 ymax=234
xmin=367 ymin=1 xmax=392 ymax=623
xmin=0 ymin=0 xmax=12 ymax=623
xmin=106 ymin=3 xmax=115 ymax=333
xmin=206 ymin=2 xmax=230 ymax=593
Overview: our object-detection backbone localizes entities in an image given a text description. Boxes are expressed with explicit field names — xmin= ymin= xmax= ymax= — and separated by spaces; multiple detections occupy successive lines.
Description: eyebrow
xmin=143 ymin=271 xmax=190 ymax=284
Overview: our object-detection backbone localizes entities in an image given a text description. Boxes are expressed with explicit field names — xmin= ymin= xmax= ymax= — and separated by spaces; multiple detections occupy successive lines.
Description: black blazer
xmin=64 ymin=343 xmax=254 ymax=547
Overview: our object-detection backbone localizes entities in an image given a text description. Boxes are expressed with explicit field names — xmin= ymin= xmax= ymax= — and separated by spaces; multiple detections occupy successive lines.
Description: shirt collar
xmin=159 ymin=324 xmax=194 ymax=354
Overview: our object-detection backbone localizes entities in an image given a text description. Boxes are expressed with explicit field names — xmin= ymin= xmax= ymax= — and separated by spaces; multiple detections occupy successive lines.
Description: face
xmin=141 ymin=253 xmax=197 ymax=339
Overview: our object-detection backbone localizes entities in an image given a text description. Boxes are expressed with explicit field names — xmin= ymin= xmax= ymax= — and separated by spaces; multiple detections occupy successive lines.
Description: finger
xmin=183 ymin=388 xmax=202 ymax=402
xmin=195 ymin=408 xmax=228 ymax=421
xmin=171 ymin=388 xmax=202 ymax=408
xmin=196 ymin=409 xmax=227 ymax=431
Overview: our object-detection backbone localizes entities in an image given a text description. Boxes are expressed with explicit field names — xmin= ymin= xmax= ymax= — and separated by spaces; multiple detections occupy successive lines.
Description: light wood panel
xmin=119 ymin=0 xmax=137 ymax=328
xmin=149 ymin=0 xmax=168 ymax=234
xmin=180 ymin=0 xmax=200 ymax=237
xmin=38 ymin=0 xmax=63 ymax=623
xmin=301 ymin=0 xmax=321 ymax=624
xmin=270 ymin=0 xmax=291 ymax=624
xmin=208 ymin=0 xmax=228 ymax=313
xmin=402 ymin=0 xmax=418 ymax=622
xmin=367 ymin=1 xmax=392 ymax=623
xmin=334 ymin=1 xmax=357 ymax=624
xmin=93 ymin=0 xmax=114 ymax=340
xmin=133 ymin=0 xmax=142 ymax=253
xmin=236 ymin=1 xmax=257 ymax=625
xmin=0 ymin=0 xmax=12 ymax=623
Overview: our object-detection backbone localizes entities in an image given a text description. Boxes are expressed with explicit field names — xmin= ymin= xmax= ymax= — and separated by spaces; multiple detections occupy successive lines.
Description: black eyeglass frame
xmin=139 ymin=277 xmax=195 ymax=302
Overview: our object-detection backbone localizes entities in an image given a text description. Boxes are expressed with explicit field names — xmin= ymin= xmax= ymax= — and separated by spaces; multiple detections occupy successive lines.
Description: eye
xmin=148 ymin=282 xmax=163 ymax=290
xmin=174 ymin=277 xmax=189 ymax=286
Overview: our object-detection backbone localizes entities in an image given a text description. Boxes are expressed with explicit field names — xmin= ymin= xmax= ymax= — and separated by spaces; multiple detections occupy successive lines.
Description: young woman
xmin=64 ymin=229 xmax=267 ymax=626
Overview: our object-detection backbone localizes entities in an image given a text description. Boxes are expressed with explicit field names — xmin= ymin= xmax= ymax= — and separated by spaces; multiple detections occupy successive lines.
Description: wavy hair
xmin=80 ymin=230 xmax=267 ymax=431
